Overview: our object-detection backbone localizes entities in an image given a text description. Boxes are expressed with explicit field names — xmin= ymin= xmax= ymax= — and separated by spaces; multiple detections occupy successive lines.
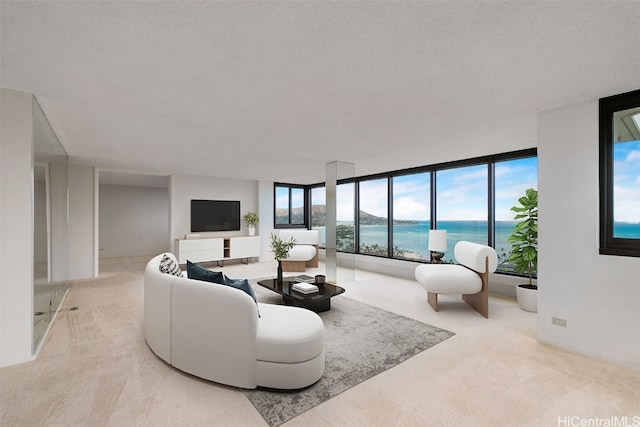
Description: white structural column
xmin=325 ymin=161 xmax=355 ymax=285
xmin=0 ymin=88 xmax=34 ymax=366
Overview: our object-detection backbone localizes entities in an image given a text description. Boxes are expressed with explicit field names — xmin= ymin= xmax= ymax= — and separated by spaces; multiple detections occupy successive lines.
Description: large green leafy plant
xmin=508 ymin=188 xmax=538 ymax=288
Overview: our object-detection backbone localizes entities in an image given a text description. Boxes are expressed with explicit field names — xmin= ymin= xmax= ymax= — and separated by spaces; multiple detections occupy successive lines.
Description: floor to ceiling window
xmin=392 ymin=172 xmax=430 ymax=261
xmin=435 ymin=165 xmax=488 ymax=262
xmin=494 ymin=156 xmax=539 ymax=272
xmin=336 ymin=182 xmax=355 ymax=252
xmin=273 ymin=148 xmax=538 ymax=276
xmin=358 ymin=178 xmax=389 ymax=256
xmin=311 ymin=186 xmax=326 ymax=246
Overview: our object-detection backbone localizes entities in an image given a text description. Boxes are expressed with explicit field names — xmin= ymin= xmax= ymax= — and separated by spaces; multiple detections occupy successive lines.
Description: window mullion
xmin=488 ymin=163 xmax=495 ymax=248
xmin=388 ymin=177 xmax=393 ymax=257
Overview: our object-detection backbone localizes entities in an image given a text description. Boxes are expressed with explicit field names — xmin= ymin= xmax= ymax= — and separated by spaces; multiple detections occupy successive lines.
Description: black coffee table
xmin=256 ymin=277 xmax=345 ymax=312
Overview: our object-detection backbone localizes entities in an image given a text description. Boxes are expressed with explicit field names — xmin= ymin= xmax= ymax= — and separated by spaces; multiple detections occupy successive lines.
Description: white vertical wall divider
xmin=325 ymin=161 xmax=355 ymax=285
xmin=538 ymin=100 xmax=640 ymax=369
xmin=0 ymin=88 xmax=35 ymax=366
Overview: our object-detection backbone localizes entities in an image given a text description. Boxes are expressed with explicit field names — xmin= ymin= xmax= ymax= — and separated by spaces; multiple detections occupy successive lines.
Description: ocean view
xmin=350 ymin=220 xmax=517 ymax=261
xmin=614 ymin=222 xmax=640 ymax=239
xmin=314 ymin=220 xmax=640 ymax=262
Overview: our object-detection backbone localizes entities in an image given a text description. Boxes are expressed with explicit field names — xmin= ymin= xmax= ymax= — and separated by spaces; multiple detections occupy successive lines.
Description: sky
xmin=614 ymin=140 xmax=640 ymax=223
xmin=305 ymin=148 xmax=638 ymax=225
xmin=275 ymin=186 xmax=304 ymax=211
xmin=323 ymin=157 xmax=538 ymax=222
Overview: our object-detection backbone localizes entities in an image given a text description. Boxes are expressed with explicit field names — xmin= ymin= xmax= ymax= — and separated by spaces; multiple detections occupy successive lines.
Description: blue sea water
xmin=614 ymin=222 xmax=640 ymax=239
xmin=317 ymin=221 xmax=640 ymax=261
xmin=356 ymin=221 xmax=518 ymax=261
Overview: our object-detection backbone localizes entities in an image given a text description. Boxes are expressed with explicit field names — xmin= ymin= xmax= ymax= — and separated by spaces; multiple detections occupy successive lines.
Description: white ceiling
xmin=2 ymin=1 xmax=640 ymax=184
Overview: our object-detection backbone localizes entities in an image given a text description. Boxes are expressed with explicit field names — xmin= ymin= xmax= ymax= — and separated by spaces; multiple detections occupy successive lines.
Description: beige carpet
xmin=1 ymin=256 xmax=639 ymax=426
xmin=245 ymin=290 xmax=454 ymax=426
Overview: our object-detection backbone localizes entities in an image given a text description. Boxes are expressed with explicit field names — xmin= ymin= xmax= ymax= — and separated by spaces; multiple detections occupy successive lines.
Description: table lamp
xmin=428 ymin=230 xmax=447 ymax=264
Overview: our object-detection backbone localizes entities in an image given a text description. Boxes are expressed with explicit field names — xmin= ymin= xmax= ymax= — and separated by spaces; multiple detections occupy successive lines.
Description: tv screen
xmin=191 ymin=200 xmax=240 ymax=232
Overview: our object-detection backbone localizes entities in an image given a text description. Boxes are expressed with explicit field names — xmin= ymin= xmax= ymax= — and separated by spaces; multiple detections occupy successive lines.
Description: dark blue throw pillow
xmin=224 ymin=275 xmax=260 ymax=317
xmin=186 ymin=260 xmax=225 ymax=285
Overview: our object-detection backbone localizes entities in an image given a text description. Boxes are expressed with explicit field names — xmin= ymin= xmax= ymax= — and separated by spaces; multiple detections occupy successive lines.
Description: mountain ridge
xmin=276 ymin=205 xmax=418 ymax=225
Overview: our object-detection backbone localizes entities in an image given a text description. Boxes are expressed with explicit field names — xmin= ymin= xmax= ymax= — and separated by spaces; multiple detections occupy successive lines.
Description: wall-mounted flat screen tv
xmin=191 ymin=200 xmax=240 ymax=232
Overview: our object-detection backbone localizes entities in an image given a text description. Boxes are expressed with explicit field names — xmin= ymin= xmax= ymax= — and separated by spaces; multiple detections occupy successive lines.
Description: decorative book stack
xmin=292 ymin=282 xmax=319 ymax=294
xmin=295 ymin=274 xmax=315 ymax=283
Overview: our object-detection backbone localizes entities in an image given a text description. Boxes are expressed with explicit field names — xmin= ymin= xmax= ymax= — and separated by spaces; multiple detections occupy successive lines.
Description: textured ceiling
xmin=2 ymin=1 xmax=640 ymax=184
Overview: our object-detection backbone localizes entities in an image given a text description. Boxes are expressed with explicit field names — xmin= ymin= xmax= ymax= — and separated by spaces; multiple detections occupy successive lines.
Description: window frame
xmin=273 ymin=183 xmax=309 ymax=229
xmin=274 ymin=148 xmax=537 ymax=277
xmin=599 ymin=89 xmax=640 ymax=257
xmin=391 ymin=171 xmax=431 ymax=261
xmin=357 ymin=177 xmax=390 ymax=257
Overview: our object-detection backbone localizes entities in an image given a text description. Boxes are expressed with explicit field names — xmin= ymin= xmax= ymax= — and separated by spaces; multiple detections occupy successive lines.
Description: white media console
xmin=175 ymin=236 xmax=260 ymax=265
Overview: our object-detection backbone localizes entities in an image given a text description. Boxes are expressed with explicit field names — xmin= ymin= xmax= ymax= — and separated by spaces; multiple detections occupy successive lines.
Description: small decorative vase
xmin=248 ymin=225 xmax=255 ymax=236
xmin=277 ymin=260 xmax=283 ymax=284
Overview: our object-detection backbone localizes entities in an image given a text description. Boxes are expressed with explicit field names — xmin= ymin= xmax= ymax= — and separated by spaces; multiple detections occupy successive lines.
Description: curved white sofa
xmin=144 ymin=253 xmax=325 ymax=389
xmin=277 ymin=229 xmax=320 ymax=272
xmin=414 ymin=241 xmax=497 ymax=318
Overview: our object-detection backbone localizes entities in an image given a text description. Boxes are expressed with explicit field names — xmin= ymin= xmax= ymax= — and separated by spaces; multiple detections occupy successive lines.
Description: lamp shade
xmin=428 ymin=230 xmax=448 ymax=252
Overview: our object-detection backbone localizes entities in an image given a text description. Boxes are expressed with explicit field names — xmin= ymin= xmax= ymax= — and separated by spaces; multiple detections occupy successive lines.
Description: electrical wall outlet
xmin=552 ymin=317 xmax=567 ymax=327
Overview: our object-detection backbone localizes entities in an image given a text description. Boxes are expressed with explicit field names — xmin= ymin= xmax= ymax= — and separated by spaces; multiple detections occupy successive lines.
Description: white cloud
xmin=311 ymin=188 xmax=325 ymax=205
xmin=440 ymin=207 xmax=487 ymax=221
xmin=393 ymin=197 xmax=429 ymax=220
xmin=360 ymin=179 xmax=387 ymax=194
xmin=291 ymin=191 xmax=304 ymax=206
xmin=613 ymin=184 xmax=640 ymax=222
xmin=359 ymin=179 xmax=389 ymax=217
xmin=448 ymin=168 xmax=487 ymax=184
xmin=275 ymin=194 xmax=288 ymax=208
xmin=336 ymin=184 xmax=354 ymax=221
xmin=393 ymin=176 xmax=429 ymax=196
xmin=438 ymin=180 xmax=487 ymax=206
xmin=626 ymin=150 xmax=640 ymax=162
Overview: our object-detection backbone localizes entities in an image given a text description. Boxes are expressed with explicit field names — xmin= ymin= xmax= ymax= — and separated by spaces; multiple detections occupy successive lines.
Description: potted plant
xmin=243 ymin=212 xmax=259 ymax=236
xmin=507 ymin=188 xmax=538 ymax=312
xmin=270 ymin=233 xmax=296 ymax=284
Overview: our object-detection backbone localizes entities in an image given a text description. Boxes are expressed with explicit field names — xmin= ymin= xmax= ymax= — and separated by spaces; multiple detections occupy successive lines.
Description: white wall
xmin=538 ymin=100 xmax=640 ymax=369
xmin=258 ymin=181 xmax=275 ymax=261
xmin=99 ymin=184 xmax=169 ymax=257
xmin=33 ymin=179 xmax=48 ymax=264
xmin=68 ymin=165 xmax=95 ymax=280
xmin=49 ymin=162 xmax=69 ymax=282
xmin=170 ymin=174 xmax=259 ymax=253
xmin=0 ymin=88 xmax=34 ymax=367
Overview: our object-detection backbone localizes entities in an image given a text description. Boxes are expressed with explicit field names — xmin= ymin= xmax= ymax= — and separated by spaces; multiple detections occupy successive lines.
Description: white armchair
xmin=277 ymin=229 xmax=320 ymax=272
xmin=414 ymin=241 xmax=498 ymax=318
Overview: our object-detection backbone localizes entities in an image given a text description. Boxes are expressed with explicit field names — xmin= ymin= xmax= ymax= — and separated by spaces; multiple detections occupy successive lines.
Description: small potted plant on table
xmin=270 ymin=233 xmax=296 ymax=284
xmin=508 ymin=188 xmax=538 ymax=312
xmin=243 ymin=212 xmax=259 ymax=236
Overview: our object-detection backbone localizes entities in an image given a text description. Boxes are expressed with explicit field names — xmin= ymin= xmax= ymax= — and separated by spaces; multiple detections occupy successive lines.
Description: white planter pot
xmin=516 ymin=284 xmax=537 ymax=313
xmin=248 ymin=225 xmax=256 ymax=236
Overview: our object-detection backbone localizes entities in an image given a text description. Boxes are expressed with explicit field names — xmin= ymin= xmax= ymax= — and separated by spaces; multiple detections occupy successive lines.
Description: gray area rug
xmin=244 ymin=283 xmax=455 ymax=426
